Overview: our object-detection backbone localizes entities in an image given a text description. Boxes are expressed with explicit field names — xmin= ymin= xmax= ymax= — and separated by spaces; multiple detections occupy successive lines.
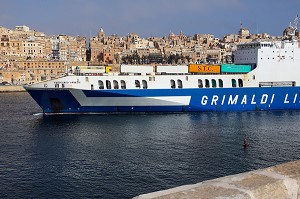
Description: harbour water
xmin=1 ymin=92 xmax=300 ymax=198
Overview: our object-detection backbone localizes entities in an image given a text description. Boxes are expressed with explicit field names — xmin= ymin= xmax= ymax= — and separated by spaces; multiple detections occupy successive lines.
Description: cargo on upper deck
xmin=188 ymin=64 xmax=220 ymax=73
xmin=188 ymin=64 xmax=252 ymax=74
xmin=70 ymin=65 xmax=112 ymax=76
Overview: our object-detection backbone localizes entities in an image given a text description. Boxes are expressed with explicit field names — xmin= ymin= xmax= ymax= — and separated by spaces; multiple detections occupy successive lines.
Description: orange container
xmin=188 ymin=64 xmax=221 ymax=73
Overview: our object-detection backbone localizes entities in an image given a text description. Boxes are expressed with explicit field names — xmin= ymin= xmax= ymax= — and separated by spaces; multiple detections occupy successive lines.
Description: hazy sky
xmin=1 ymin=0 xmax=299 ymax=38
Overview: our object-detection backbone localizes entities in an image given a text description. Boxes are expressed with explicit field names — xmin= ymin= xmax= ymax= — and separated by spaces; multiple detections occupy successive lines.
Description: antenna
xmin=294 ymin=15 xmax=298 ymax=30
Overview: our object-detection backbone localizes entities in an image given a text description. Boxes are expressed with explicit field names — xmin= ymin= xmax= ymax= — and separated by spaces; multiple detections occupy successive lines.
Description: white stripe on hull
xmin=70 ymin=89 xmax=191 ymax=106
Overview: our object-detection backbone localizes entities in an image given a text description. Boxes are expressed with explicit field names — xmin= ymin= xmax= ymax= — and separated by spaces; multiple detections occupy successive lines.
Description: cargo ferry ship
xmin=24 ymin=25 xmax=300 ymax=113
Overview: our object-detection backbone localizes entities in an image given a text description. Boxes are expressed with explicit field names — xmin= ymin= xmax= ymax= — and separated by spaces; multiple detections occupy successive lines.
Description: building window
xmin=218 ymin=79 xmax=223 ymax=88
xmin=177 ymin=79 xmax=183 ymax=88
xmin=212 ymin=79 xmax=217 ymax=88
xmin=135 ymin=80 xmax=140 ymax=88
xmin=205 ymin=79 xmax=210 ymax=88
xmin=98 ymin=80 xmax=104 ymax=89
xmin=121 ymin=80 xmax=126 ymax=89
xmin=238 ymin=79 xmax=243 ymax=87
xmin=113 ymin=80 xmax=119 ymax=89
xmin=142 ymin=80 xmax=148 ymax=89
xmin=106 ymin=80 xmax=111 ymax=89
xmin=198 ymin=79 xmax=203 ymax=88
xmin=149 ymin=76 xmax=155 ymax=81
xmin=170 ymin=79 xmax=176 ymax=88
xmin=232 ymin=79 xmax=237 ymax=87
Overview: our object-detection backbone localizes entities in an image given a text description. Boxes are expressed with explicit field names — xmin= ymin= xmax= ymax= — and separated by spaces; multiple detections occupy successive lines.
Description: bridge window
xmin=98 ymin=80 xmax=104 ymax=89
xmin=238 ymin=79 xmax=243 ymax=87
xmin=232 ymin=79 xmax=237 ymax=87
xmin=113 ymin=80 xmax=119 ymax=89
xmin=212 ymin=79 xmax=217 ymax=88
xmin=198 ymin=79 xmax=203 ymax=88
xmin=218 ymin=79 xmax=223 ymax=88
xmin=121 ymin=80 xmax=126 ymax=89
xmin=177 ymin=79 xmax=183 ymax=88
xmin=106 ymin=80 xmax=111 ymax=89
xmin=205 ymin=79 xmax=210 ymax=88
xmin=142 ymin=80 xmax=148 ymax=89
xmin=170 ymin=79 xmax=176 ymax=88
xmin=135 ymin=80 xmax=140 ymax=88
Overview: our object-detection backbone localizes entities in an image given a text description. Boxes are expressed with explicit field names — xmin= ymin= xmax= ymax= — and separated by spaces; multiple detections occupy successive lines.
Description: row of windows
xmin=25 ymin=62 xmax=64 ymax=66
xmin=23 ymin=49 xmax=42 ymax=53
xmin=0 ymin=43 xmax=21 ymax=46
xmin=24 ymin=44 xmax=37 ymax=47
xmin=92 ymin=78 xmax=244 ymax=90
xmin=96 ymin=80 xmax=148 ymax=90
xmin=25 ymin=66 xmax=63 ymax=69
xmin=196 ymin=78 xmax=242 ymax=88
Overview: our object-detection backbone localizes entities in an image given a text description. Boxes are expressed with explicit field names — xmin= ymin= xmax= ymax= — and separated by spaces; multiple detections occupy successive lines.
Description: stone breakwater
xmin=133 ymin=160 xmax=300 ymax=199
xmin=0 ymin=86 xmax=25 ymax=92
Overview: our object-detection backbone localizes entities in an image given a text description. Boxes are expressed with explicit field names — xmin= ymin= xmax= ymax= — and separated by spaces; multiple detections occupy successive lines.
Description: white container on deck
xmin=121 ymin=65 xmax=154 ymax=73
xmin=156 ymin=65 xmax=188 ymax=73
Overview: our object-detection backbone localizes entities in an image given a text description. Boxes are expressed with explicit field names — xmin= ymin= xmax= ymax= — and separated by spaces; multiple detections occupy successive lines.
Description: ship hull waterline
xmin=25 ymin=86 xmax=300 ymax=114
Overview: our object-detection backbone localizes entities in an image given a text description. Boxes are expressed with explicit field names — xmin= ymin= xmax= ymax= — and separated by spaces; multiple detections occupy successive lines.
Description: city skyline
xmin=0 ymin=0 xmax=299 ymax=38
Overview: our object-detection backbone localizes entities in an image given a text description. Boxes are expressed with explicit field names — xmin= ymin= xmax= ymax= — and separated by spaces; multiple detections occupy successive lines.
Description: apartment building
xmin=0 ymin=60 xmax=66 ymax=84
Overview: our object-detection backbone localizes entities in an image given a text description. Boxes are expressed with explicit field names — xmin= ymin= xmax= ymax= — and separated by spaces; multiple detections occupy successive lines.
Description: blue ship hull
xmin=26 ymin=87 xmax=300 ymax=113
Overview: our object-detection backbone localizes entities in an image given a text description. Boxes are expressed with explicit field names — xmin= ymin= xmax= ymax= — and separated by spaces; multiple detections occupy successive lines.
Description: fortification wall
xmin=134 ymin=160 xmax=300 ymax=199
xmin=0 ymin=86 xmax=25 ymax=92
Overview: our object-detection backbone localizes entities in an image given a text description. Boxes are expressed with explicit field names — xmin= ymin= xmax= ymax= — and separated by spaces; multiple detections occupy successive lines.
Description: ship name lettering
xmin=228 ymin=95 xmax=238 ymax=105
xmin=293 ymin=93 xmax=298 ymax=103
xmin=201 ymin=96 xmax=208 ymax=105
xmin=261 ymin=94 xmax=268 ymax=104
xmin=284 ymin=93 xmax=299 ymax=104
xmin=211 ymin=95 xmax=219 ymax=105
xmin=221 ymin=95 xmax=226 ymax=105
xmin=241 ymin=95 xmax=247 ymax=104
xmin=284 ymin=94 xmax=290 ymax=104
xmin=251 ymin=95 xmax=256 ymax=104
xmin=270 ymin=94 xmax=275 ymax=104
xmin=54 ymin=81 xmax=79 ymax=84
xmin=201 ymin=94 xmax=275 ymax=106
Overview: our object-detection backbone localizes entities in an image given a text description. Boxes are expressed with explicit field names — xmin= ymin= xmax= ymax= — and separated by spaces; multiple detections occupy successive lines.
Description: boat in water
xmin=24 ymin=22 xmax=300 ymax=114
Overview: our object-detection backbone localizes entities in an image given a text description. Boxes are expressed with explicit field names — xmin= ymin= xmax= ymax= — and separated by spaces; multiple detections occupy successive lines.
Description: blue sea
xmin=1 ymin=92 xmax=300 ymax=198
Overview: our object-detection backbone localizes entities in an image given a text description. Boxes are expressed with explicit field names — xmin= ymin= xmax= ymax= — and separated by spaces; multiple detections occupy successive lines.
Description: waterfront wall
xmin=0 ymin=86 xmax=25 ymax=92
xmin=134 ymin=160 xmax=300 ymax=199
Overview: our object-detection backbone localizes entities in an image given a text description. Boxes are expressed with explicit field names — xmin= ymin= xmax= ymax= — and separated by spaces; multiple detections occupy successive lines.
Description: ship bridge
xmin=234 ymin=39 xmax=300 ymax=65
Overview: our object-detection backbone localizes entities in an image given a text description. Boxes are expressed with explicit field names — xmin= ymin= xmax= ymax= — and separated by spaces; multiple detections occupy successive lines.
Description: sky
xmin=0 ymin=0 xmax=300 ymax=39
